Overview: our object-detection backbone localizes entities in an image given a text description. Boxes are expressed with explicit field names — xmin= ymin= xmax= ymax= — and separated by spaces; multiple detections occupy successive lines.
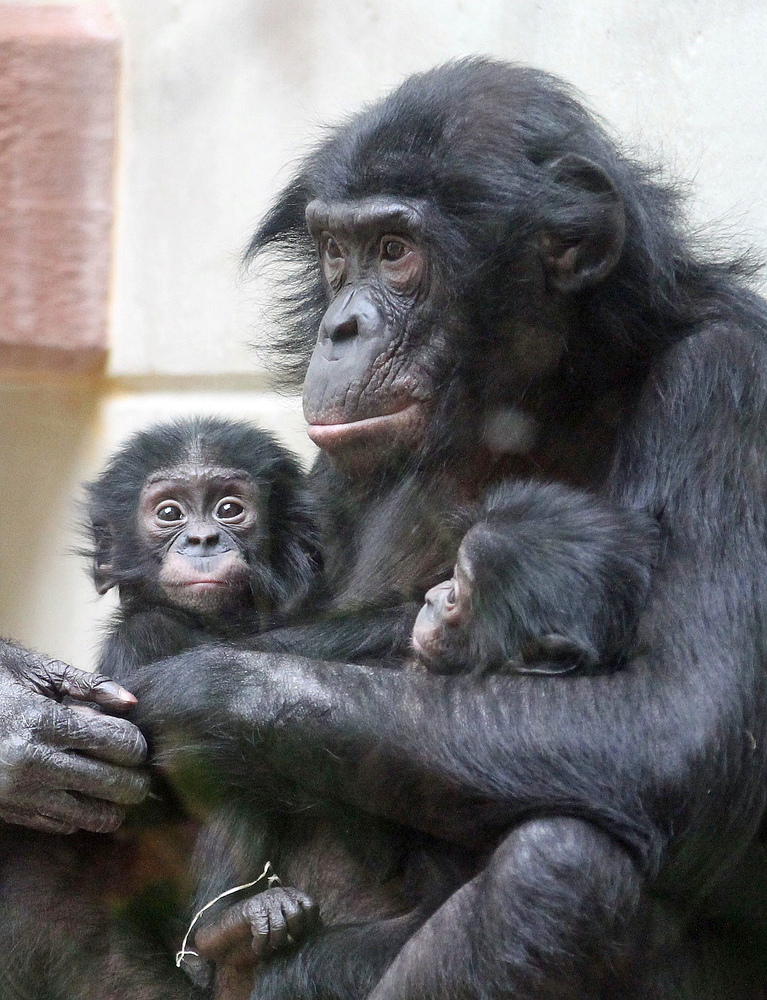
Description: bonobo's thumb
xmin=35 ymin=658 xmax=137 ymax=711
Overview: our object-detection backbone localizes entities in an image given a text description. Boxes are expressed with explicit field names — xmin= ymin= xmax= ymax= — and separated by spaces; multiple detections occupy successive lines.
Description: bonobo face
xmin=139 ymin=464 xmax=259 ymax=614
xmin=412 ymin=547 xmax=474 ymax=672
xmin=303 ymin=197 xmax=439 ymax=472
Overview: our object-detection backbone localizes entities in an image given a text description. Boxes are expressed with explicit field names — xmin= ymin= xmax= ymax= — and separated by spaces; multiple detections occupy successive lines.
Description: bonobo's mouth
xmin=307 ymin=402 xmax=426 ymax=453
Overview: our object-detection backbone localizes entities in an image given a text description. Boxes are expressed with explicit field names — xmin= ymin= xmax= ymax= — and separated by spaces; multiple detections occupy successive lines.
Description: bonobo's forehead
xmin=305 ymin=197 xmax=429 ymax=238
xmin=142 ymin=465 xmax=254 ymax=492
xmin=145 ymin=463 xmax=251 ymax=482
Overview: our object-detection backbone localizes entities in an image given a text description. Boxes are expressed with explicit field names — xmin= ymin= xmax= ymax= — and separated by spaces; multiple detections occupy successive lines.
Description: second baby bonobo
xmin=413 ymin=479 xmax=660 ymax=676
xmin=89 ymin=416 xmax=323 ymax=958
xmin=189 ymin=479 xmax=660 ymax=998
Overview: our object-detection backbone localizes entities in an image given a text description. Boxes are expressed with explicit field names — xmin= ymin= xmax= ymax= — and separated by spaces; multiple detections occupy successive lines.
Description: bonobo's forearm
xmin=129 ymin=600 xmax=760 ymax=870
xmin=248 ymin=603 xmax=419 ymax=663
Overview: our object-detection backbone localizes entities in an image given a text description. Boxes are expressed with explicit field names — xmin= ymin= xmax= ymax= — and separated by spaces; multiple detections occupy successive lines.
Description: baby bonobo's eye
xmin=156 ymin=502 xmax=184 ymax=523
xmin=215 ymin=498 xmax=246 ymax=523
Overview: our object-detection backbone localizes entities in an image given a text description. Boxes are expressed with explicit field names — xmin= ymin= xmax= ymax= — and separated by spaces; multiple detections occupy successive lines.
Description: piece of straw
xmin=175 ymin=860 xmax=280 ymax=968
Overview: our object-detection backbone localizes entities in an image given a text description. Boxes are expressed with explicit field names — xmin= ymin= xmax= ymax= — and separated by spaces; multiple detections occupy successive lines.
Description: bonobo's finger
xmin=195 ymin=902 xmax=253 ymax=963
xmin=249 ymin=903 xmax=281 ymax=959
xmin=25 ymin=789 xmax=126 ymax=833
xmin=35 ymin=660 xmax=138 ymax=711
xmin=67 ymin=704 xmax=103 ymax=718
xmin=282 ymin=889 xmax=319 ymax=939
xmin=38 ymin=700 xmax=148 ymax=768
xmin=265 ymin=906 xmax=289 ymax=954
xmin=32 ymin=747 xmax=149 ymax=806
xmin=0 ymin=804 xmax=77 ymax=834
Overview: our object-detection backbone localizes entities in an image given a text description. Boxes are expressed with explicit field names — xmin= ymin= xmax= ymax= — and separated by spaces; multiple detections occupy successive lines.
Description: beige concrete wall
xmin=2 ymin=0 xmax=766 ymax=669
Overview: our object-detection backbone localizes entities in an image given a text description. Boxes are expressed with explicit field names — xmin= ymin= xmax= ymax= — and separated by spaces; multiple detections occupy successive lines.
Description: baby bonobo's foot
xmin=195 ymin=886 xmax=318 ymax=966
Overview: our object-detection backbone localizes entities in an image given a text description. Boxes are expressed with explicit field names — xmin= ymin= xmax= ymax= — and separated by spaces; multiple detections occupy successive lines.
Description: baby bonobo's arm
xmin=195 ymin=886 xmax=318 ymax=965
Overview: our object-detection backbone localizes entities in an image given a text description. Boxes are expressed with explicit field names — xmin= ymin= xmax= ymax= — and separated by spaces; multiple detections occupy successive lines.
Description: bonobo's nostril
xmin=328 ymin=315 xmax=359 ymax=343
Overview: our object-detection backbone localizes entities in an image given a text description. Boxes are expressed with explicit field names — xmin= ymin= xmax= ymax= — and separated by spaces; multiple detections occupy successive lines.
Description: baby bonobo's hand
xmin=195 ymin=886 xmax=318 ymax=966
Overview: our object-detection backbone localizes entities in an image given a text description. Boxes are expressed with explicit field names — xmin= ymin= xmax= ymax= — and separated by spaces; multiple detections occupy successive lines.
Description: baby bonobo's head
xmin=411 ymin=525 xmax=510 ymax=675
xmin=411 ymin=479 xmax=659 ymax=676
xmin=85 ymin=417 xmax=319 ymax=623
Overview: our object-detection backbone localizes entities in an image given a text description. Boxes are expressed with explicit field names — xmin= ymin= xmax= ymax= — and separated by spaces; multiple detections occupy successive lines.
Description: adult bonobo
xmin=130 ymin=59 xmax=767 ymax=998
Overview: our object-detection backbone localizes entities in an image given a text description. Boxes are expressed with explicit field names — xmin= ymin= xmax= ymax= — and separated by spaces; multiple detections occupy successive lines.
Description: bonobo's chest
xmin=485 ymin=384 xmax=637 ymax=492
xmin=321 ymin=384 xmax=637 ymax=607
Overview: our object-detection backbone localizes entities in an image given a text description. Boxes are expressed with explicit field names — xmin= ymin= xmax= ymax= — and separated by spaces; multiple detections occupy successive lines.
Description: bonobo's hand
xmin=194 ymin=887 xmax=318 ymax=966
xmin=129 ymin=645 xmax=293 ymax=734
xmin=0 ymin=641 xmax=150 ymax=834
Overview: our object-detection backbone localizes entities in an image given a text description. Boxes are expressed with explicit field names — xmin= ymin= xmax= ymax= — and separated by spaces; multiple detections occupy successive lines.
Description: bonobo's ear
xmin=91 ymin=522 xmax=117 ymax=595
xmin=540 ymin=153 xmax=626 ymax=295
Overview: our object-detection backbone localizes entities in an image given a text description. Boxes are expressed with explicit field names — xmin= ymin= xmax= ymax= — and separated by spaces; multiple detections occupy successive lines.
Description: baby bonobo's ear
xmin=91 ymin=521 xmax=117 ymax=595
xmin=511 ymin=634 xmax=596 ymax=675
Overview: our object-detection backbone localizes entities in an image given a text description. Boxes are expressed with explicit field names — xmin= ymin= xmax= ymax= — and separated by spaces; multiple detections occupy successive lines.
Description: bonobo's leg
xmin=0 ymin=826 xmax=196 ymax=1000
xmin=250 ymin=910 xmax=427 ymax=1000
xmin=367 ymin=817 xmax=646 ymax=1000
xmin=364 ymin=818 xmax=757 ymax=1000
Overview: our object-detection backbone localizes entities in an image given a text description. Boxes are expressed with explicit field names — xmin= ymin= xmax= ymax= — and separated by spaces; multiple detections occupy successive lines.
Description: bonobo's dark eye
xmin=215 ymin=499 xmax=246 ymax=522
xmin=325 ymin=236 xmax=343 ymax=259
xmin=156 ymin=502 xmax=184 ymax=523
xmin=321 ymin=233 xmax=346 ymax=286
xmin=379 ymin=236 xmax=424 ymax=289
xmin=380 ymin=238 xmax=408 ymax=262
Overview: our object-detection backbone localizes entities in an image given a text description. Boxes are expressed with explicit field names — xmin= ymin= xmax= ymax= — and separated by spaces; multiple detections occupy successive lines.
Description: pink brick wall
xmin=0 ymin=4 xmax=120 ymax=374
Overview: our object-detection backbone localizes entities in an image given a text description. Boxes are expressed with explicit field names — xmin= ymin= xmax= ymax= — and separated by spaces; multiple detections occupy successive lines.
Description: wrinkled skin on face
xmin=302 ymin=156 xmax=627 ymax=479
xmin=303 ymin=198 xmax=440 ymax=472
xmin=136 ymin=464 xmax=261 ymax=615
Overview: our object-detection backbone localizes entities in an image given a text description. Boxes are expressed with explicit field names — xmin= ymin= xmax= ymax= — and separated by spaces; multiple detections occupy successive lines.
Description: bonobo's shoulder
xmin=648 ymin=321 xmax=767 ymax=402
xmin=658 ymin=320 xmax=767 ymax=372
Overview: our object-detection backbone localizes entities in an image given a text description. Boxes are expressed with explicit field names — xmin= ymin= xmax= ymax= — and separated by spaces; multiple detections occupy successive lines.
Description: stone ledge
xmin=0 ymin=3 xmax=120 ymax=375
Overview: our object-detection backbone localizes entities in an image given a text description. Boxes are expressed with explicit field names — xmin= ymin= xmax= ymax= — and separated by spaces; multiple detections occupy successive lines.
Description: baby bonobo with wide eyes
xmin=88 ymin=417 xmax=321 ymax=971
xmin=0 ymin=417 xmax=323 ymax=1000
xmin=413 ymin=479 xmax=660 ymax=676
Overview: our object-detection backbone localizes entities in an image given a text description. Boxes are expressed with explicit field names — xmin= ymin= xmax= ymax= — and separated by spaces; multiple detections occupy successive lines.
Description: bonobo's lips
xmin=307 ymin=402 xmax=425 ymax=452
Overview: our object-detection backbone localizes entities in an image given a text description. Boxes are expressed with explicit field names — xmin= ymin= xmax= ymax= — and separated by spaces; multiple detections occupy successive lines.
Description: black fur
xmin=125 ymin=60 xmax=767 ymax=998
xmin=423 ymin=479 xmax=660 ymax=675
xmin=0 ymin=418 xmax=323 ymax=1000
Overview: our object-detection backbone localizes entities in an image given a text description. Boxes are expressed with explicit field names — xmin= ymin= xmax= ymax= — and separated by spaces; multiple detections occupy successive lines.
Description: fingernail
xmin=104 ymin=682 xmax=138 ymax=704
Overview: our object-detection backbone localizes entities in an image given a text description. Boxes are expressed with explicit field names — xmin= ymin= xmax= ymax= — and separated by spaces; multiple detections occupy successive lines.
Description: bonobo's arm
xmin=0 ymin=639 xmax=149 ymax=833
xmin=250 ymin=603 xmax=420 ymax=663
xmin=129 ymin=331 xmax=767 ymax=876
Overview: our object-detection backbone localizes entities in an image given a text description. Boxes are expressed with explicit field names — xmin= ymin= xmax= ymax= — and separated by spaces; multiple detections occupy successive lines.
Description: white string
xmin=175 ymin=860 xmax=280 ymax=968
